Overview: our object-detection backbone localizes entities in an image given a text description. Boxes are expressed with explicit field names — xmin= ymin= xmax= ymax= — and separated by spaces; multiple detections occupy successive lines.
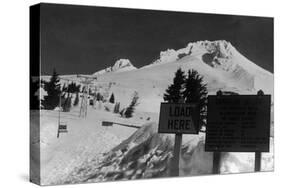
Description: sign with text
xmin=205 ymin=95 xmax=271 ymax=152
xmin=158 ymin=103 xmax=199 ymax=134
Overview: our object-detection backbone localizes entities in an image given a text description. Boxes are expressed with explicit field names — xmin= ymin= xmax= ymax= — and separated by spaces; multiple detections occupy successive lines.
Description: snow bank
xmin=62 ymin=120 xmax=273 ymax=184
xmin=59 ymin=121 xmax=273 ymax=184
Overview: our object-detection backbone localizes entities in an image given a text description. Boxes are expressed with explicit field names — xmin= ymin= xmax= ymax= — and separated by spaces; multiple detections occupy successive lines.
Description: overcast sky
xmin=40 ymin=3 xmax=273 ymax=75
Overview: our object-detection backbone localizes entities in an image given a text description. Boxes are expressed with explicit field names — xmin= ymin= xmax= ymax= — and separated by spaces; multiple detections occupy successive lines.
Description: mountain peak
xmin=93 ymin=59 xmax=136 ymax=76
xmin=151 ymin=40 xmax=236 ymax=65
xmin=185 ymin=40 xmax=235 ymax=58
xmin=112 ymin=59 xmax=136 ymax=72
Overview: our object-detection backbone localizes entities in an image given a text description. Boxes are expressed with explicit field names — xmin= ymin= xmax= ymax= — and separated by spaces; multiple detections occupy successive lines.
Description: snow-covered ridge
xmin=93 ymin=59 xmax=137 ymax=75
xmin=150 ymin=40 xmax=270 ymax=74
xmin=151 ymin=40 xmax=235 ymax=65
xmin=146 ymin=40 xmax=272 ymax=94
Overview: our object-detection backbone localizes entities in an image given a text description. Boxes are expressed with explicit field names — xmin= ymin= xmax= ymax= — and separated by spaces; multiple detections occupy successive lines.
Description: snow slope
xmin=36 ymin=107 xmax=141 ymax=185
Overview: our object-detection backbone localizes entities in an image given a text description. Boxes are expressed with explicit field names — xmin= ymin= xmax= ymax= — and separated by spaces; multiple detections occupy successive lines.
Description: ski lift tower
xmin=77 ymin=75 xmax=97 ymax=117
xmin=56 ymin=76 xmax=76 ymax=138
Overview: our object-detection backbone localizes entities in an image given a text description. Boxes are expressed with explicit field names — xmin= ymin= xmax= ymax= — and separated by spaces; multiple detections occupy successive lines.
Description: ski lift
xmin=57 ymin=122 xmax=68 ymax=138
xmin=57 ymin=93 xmax=68 ymax=138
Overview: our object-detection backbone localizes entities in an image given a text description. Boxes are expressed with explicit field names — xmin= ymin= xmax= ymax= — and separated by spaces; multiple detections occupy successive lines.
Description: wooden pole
xmin=255 ymin=90 xmax=264 ymax=172
xmin=85 ymin=85 xmax=89 ymax=117
xmin=79 ymin=86 xmax=87 ymax=117
xmin=79 ymin=89 xmax=84 ymax=117
xmin=212 ymin=151 xmax=221 ymax=174
xmin=57 ymin=93 xmax=61 ymax=138
xmin=254 ymin=152 xmax=261 ymax=172
xmin=212 ymin=90 xmax=223 ymax=174
xmin=113 ymin=122 xmax=140 ymax=129
xmin=170 ymin=98 xmax=185 ymax=177
xmin=171 ymin=133 xmax=182 ymax=177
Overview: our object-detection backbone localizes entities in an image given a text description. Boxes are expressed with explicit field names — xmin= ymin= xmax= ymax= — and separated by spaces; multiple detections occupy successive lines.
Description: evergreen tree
xmin=183 ymin=69 xmax=208 ymax=129
xmin=62 ymin=94 xmax=72 ymax=112
xmin=96 ymin=92 xmax=102 ymax=101
xmin=42 ymin=69 xmax=61 ymax=110
xmin=113 ymin=102 xmax=120 ymax=113
xmin=124 ymin=91 xmax=139 ymax=118
xmin=73 ymin=92 xmax=79 ymax=106
xmin=109 ymin=93 xmax=115 ymax=103
xmin=30 ymin=77 xmax=40 ymax=110
xmin=119 ymin=108 xmax=126 ymax=117
xmin=67 ymin=82 xmax=80 ymax=93
xmin=163 ymin=68 xmax=186 ymax=103
xmin=77 ymin=84 xmax=82 ymax=93
xmin=62 ymin=83 xmax=67 ymax=92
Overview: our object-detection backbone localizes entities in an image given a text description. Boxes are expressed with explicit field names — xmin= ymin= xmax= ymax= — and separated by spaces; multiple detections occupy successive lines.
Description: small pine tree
xmin=119 ymin=108 xmax=126 ymax=117
xmin=62 ymin=83 xmax=67 ymax=92
xmin=113 ymin=102 xmax=120 ymax=113
xmin=62 ymin=94 xmax=72 ymax=112
xmin=257 ymin=89 xmax=264 ymax=95
xmin=109 ymin=93 xmax=115 ymax=103
xmin=69 ymin=82 xmax=81 ymax=93
xmin=73 ymin=92 xmax=79 ymax=106
xmin=42 ymin=69 xmax=61 ymax=110
xmin=163 ymin=68 xmax=186 ymax=103
xmin=96 ymin=92 xmax=102 ymax=101
xmin=124 ymin=92 xmax=139 ymax=118
xmin=77 ymin=84 xmax=81 ymax=93
xmin=183 ymin=69 xmax=208 ymax=130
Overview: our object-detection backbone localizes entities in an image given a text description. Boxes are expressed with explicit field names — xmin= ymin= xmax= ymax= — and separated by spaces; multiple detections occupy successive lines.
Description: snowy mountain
xmin=37 ymin=40 xmax=274 ymax=185
xmin=95 ymin=40 xmax=273 ymax=112
xmin=148 ymin=40 xmax=272 ymax=93
xmin=93 ymin=59 xmax=137 ymax=75
xmin=41 ymin=40 xmax=273 ymax=113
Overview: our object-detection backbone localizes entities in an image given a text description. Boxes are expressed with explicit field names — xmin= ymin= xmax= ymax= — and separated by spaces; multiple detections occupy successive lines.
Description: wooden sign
xmin=59 ymin=125 xmax=67 ymax=132
xmin=205 ymin=95 xmax=271 ymax=152
xmin=102 ymin=121 xmax=113 ymax=126
xmin=57 ymin=122 xmax=68 ymax=138
xmin=158 ymin=103 xmax=199 ymax=134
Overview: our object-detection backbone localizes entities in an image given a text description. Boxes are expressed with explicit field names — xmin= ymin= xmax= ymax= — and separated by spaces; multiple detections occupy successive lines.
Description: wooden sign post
xmin=212 ymin=151 xmax=221 ymax=174
xmin=254 ymin=90 xmax=265 ymax=172
xmin=212 ymin=91 xmax=222 ymax=174
xmin=158 ymin=101 xmax=199 ymax=176
xmin=255 ymin=152 xmax=261 ymax=172
xmin=205 ymin=91 xmax=271 ymax=173
xmin=170 ymin=133 xmax=182 ymax=176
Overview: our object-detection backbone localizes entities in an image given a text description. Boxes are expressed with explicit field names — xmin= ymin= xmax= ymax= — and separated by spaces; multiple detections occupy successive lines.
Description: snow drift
xmin=61 ymin=122 xmax=212 ymax=183
xmin=60 ymin=122 xmax=273 ymax=184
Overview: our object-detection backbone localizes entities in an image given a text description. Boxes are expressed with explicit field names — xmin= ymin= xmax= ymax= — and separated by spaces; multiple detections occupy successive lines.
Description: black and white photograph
xmin=29 ymin=3 xmax=274 ymax=186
